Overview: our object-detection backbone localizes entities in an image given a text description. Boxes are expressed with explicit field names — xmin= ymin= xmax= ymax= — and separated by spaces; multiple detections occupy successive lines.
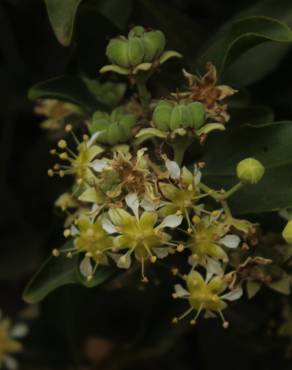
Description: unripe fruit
xmin=170 ymin=105 xmax=182 ymax=130
xmin=128 ymin=26 xmax=145 ymax=38
xmin=106 ymin=38 xmax=129 ymax=68
xmin=236 ymin=158 xmax=265 ymax=184
xmin=128 ymin=37 xmax=144 ymax=66
xmin=143 ymin=30 xmax=166 ymax=62
xmin=189 ymin=102 xmax=205 ymax=129
xmin=152 ymin=101 xmax=173 ymax=131
xmin=91 ymin=109 xmax=136 ymax=145
xmin=282 ymin=220 xmax=292 ymax=244
xmin=107 ymin=122 xmax=122 ymax=145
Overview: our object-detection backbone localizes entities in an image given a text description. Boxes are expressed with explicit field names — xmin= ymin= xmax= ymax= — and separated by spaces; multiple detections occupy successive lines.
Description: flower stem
xmin=136 ymin=76 xmax=151 ymax=109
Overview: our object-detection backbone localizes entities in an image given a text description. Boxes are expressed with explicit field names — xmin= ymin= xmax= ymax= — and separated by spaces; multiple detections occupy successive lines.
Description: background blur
xmin=1 ymin=0 xmax=292 ymax=369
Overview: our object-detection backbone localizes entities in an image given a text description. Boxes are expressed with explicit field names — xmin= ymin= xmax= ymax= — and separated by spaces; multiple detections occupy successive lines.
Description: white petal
xmin=70 ymin=225 xmax=79 ymax=236
xmin=204 ymin=310 xmax=216 ymax=319
xmin=158 ymin=214 xmax=183 ymax=229
xmin=219 ymin=234 xmax=241 ymax=249
xmin=90 ymin=158 xmax=108 ymax=172
xmin=221 ymin=287 xmax=243 ymax=301
xmin=107 ymin=252 xmax=122 ymax=264
xmin=125 ymin=193 xmax=139 ymax=218
xmin=152 ymin=247 xmax=169 ymax=259
xmin=79 ymin=257 xmax=93 ymax=277
xmin=174 ymin=284 xmax=190 ymax=298
xmin=117 ymin=253 xmax=132 ymax=269
xmin=193 ymin=165 xmax=202 ymax=186
xmin=205 ymin=257 xmax=224 ymax=276
xmin=165 ymin=158 xmax=180 ymax=179
xmin=206 ymin=270 xmax=213 ymax=283
xmin=4 ymin=357 xmax=18 ymax=370
xmin=87 ymin=131 xmax=102 ymax=147
xmin=140 ymin=198 xmax=156 ymax=211
xmin=10 ymin=324 xmax=28 ymax=338
xmin=102 ymin=218 xmax=117 ymax=234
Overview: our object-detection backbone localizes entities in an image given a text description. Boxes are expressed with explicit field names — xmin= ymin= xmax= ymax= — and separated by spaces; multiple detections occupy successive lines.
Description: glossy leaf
xmin=44 ymin=0 xmax=83 ymax=46
xmin=23 ymin=241 xmax=79 ymax=304
xmin=28 ymin=76 xmax=107 ymax=112
xmin=23 ymin=241 xmax=115 ymax=304
xmin=197 ymin=16 xmax=292 ymax=78
xmin=202 ymin=121 xmax=292 ymax=214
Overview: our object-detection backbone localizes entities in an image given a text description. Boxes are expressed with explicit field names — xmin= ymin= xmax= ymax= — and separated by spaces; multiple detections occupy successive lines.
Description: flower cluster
xmin=41 ymin=25 xmax=269 ymax=328
xmin=0 ymin=310 xmax=28 ymax=370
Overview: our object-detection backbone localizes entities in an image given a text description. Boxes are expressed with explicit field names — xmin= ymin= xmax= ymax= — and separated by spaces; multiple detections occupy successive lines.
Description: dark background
xmin=1 ymin=0 xmax=292 ymax=369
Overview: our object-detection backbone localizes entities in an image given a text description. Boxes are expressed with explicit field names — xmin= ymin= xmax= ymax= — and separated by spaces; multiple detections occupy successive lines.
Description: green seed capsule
xmin=188 ymin=102 xmax=205 ymax=129
xmin=128 ymin=26 xmax=145 ymax=38
xmin=107 ymin=122 xmax=122 ymax=145
xmin=180 ymin=105 xmax=193 ymax=128
xmin=120 ymin=114 xmax=136 ymax=131
xmin=143 ymin=30 xmax=166 ymax=62
xmin=170 ymin=105 xmax=182 ymax=130
xmin=236 ymin=158 xmax=265 ymax=184
xmin=106 ymin=38 xmax=129 ymax=68
xmin=153 ymin=101 xmax=173 ymax=131
xmin=128 ymin=37 xmax=144 ymax=66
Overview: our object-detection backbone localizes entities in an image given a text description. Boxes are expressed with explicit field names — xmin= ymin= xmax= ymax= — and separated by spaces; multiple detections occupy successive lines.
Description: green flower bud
xmin=188 ymin=102 xmax=205 ymax=129
xmin=282 ymin=220 xmax=292 ymax=244
xmin=128 ymin=37 xmax=144 ymax=66
xmin=236 ymin=158 xmax=265 ymax=184
xmin=106 ymin=38 xmax=130 ymax=68
xmin=152 ymin=101 xmax=173 ymax=131
xmin=143 ymin=30 xmax=166 ymax=62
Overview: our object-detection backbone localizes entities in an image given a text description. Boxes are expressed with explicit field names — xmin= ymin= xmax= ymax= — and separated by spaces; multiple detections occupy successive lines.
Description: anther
xmin=58 ymin=140 xmax=67 ymax=149
xmin=177 ymin=244 xmax=184 ymax=252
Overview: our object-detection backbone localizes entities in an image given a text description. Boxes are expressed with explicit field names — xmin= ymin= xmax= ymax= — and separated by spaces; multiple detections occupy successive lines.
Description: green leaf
xmin=44 ymin=0 xmax=83 ymax=46
xmin=23 ymin=241 xmax=79 ymax=304
xmin=94 ymin=0 xmax=133 ymax=30
xmin=202 ymin=121 xmax=292 ymax=214
xmin=268 ymin=276 xmax=291 ymax=295
xmin=23 ymin=241 xmax=115 ymax=304
xmin=246 ymin=281 xmax=262 ymax=299
xmin=197 ymin=16 xmax=292 ymax=78
xmin=28 ymin=76 xmax=107 ymax=112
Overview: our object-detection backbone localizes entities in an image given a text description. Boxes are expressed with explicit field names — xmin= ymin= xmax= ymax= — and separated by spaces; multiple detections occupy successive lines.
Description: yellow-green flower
xmin=172 ymin=271 xmax=242 ymax=327
xmin=0 ymin=311 xmax=28 ymax=370
xmin=53 ymin=216 xmax=114 ymax=280
xmin=187 ymin=216 xmax=240 ymax=271
xmin=159 ymin=160 xmax=202 ymax=217
xmin=103 ymin=193 xmax=182 ymax=281
xmin=48 ymin=129 xmax=104 ymax=184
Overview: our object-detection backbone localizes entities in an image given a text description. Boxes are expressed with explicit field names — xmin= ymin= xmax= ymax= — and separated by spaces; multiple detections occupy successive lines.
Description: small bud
xmin=52 ymin=249 xmax=60 ymax=257
xmin=282 ymin=220 xmax=292 ymax=244
xmin=236 ymin=158 xmax=265 ymax=184
xmin=65 ymin=124 xmax=72 ymax=132
xmin=150 ymin=256 xmax=157 ymax=263
xmin=63 ymin=229 xmax=71 ymax=238
xmin=47 ymin=169 xmax=54 ymax=177
xmin=192 ymin=215 xmax=201 ymax=224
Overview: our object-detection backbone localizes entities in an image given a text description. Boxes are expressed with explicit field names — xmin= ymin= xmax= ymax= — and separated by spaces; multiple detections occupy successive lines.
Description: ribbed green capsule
xmin=152 ymin=101 xmax=173 ymax=131
xmin=106 ymin=38 xmax=130 ymax=68
xmin=143 ymin=30 xmax=166 ymax=62
xmin=128 ymin=37 xmax=145 ymax=66
xmin=128 ymin=26 xmax=145 ymax=38
xmin=188 ymin=102 xmax=205 ymax=129
xmin=91 ymin=109 xmax=136 ymax=145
